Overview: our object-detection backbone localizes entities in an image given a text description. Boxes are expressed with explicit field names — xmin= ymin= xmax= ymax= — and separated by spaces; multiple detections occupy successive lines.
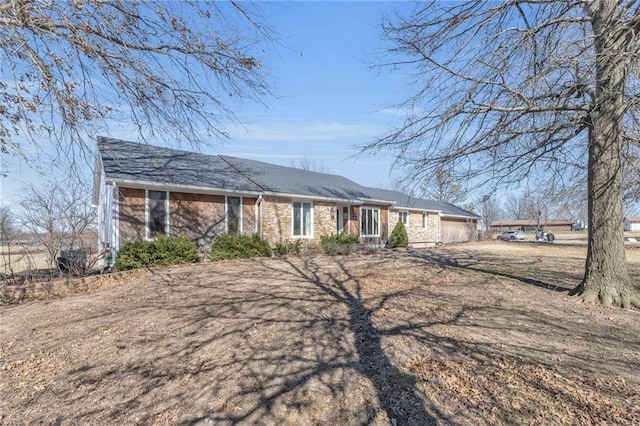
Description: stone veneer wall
xmin=260 ymin=197 xmax=339 ymax=246
xmin=313 ymin=201 xmax=336 ymax=238
xmin=260 ymin=196 xmax=292 ymax=245
xmin=390 ymin=209 xmax=440 ymax=247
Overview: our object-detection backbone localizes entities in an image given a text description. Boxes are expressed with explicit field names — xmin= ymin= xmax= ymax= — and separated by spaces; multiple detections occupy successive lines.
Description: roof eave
xmin=106 ymin=177 xmax=263 ymax=197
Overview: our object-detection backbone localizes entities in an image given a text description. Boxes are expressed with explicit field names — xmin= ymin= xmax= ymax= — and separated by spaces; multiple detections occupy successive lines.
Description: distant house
xmin=490 ymin=219 xmax=574 ymax=233
xmin=92 ymin=137 xmax=479 ymax=258
xmin=623 ymin=216 xmax=640 ymax=232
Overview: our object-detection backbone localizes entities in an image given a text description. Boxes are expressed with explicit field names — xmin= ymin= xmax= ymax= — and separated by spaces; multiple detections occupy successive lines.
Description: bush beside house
xmin=115 ymin=235 xmax=199 ymax=271
xmin=210 ymin=234 xmax=272 ymax=261
xmin=390 ymin=221 xmax=409 ymax=248
xmin=320 ymin=233 xmax=360 ymax=255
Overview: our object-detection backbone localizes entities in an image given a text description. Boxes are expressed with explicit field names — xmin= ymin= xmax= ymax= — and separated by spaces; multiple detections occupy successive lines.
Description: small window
xmin=148 ymin=190 xmax=167 ymax=237
xmin=422 ymin=212 xmax=428 ymax=229
xmin=399 ymin=211 xmax=409 ymax=225
xmin=227 ymin=196 xmax=241 ymax=235
xmin=361 ymin=207 xmax=380 ymax=237
xmin=293 ymin=201 xmax=312 ymax=237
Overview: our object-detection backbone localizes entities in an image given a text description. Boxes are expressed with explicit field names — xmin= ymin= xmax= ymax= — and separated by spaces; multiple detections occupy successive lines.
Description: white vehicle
xmin=497 ymin=230 xmax=527 ymax=241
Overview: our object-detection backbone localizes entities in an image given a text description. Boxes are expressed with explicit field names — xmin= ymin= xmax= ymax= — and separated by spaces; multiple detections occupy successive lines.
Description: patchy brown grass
xmin=1 ymin=245 xmax=639 ymax=425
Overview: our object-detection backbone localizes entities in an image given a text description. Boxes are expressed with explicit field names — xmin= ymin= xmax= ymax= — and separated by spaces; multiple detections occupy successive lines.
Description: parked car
xmin=497 ymin=230 xmax=527 ymax=241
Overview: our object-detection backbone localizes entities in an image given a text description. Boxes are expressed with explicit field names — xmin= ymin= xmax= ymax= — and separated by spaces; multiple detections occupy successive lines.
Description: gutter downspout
xmin=255 ymin=194 xmax=263 ymax=238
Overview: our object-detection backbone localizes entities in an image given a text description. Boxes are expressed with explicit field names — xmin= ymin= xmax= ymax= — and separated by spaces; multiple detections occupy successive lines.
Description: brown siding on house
xmin=380 ymin=206 xmax=389 ymax=243
xmin=441 ymin=217 xmax=477 ymax=243
xmin=118 ymin=187 xmax=145 ymax=242
xmin=169 ymin=192 xmax=226 ymax=247
xmin=242 ymin=197 xmax=257 ymax=235
xmin=359 ymin=204 xmax=389 ymax=246
xmin=348 ymin=206 xmax=359 ymax=236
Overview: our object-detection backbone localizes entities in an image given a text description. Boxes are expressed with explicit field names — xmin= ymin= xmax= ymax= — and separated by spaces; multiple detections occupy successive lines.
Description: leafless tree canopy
xmin=367 ymin=1 xmax=639 ymax=195
xmin=420 ymin=168 xmax=467 ymax=204
xmin=0 ymin=206 xmax=18 ymax=241
xmin=18 ymin=180 xmax=96 ymax=268
xmin=0 ymin=0 xmax=270 ymax=167
xmin=368 ymin=1 xmax=640 ymax=306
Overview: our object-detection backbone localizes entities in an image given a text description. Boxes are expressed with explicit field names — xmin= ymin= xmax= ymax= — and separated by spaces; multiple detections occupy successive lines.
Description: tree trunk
xmin=570 ymin=1 xmax=637 ymax=308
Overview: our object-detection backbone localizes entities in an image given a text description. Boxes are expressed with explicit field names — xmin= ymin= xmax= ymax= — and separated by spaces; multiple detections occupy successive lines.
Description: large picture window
xmin=361 ymin=207 xmax=380 ymax=237
xmin=292 ymin=201 xmax=312 ymax=237
xmin=148 ymin=190 xmax=167 ymax=237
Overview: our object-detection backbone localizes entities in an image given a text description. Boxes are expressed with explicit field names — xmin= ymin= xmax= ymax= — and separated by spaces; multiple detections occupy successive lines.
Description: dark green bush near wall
xmin=320 ymin=232 xmax=360 ymax=255
xmin=210 ymin=234 xmax=272 ymax=260
xmin=390 ymin=221 xmax=409 ymax=248
xmin=274 ymin=239 xmax=303 ymax=256
xmin=115 ymin=235 xmax=200 ymax=271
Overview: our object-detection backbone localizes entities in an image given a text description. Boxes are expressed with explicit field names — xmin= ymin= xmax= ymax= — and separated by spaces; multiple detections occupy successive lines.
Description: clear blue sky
xmin=2 ymin=1 xmax=417 ymax=207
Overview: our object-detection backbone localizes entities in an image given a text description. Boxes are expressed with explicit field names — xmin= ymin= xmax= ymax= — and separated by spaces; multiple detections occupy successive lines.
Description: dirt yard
xmin=1 ymin=243 xmax=639 ymax=425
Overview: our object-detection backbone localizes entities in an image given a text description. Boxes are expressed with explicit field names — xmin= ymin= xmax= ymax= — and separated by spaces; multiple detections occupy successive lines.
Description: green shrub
xmin=390 ymin=221 xmax=409 ymax=248
xmin=115 ymin=235 xmax=199 ymax=271
xmin=210 ymin=234 xmax=272 ymax=261
xmin=320 ymin=232 xmax=360 ymax=255
xmin=274 ymin=239 xmax=303 ymax=256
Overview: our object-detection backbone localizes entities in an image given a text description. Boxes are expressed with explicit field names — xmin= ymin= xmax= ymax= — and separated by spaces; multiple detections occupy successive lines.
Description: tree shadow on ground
xmin=4 ymin=253 xmax=640 ymax=425
xmin=405 ymin=249 xmax=577 ymax=293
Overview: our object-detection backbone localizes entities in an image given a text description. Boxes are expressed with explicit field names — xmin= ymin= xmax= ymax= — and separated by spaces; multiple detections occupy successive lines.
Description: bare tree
xmin=504 ymin=195 xmax=529 ymax=221
xmin=419 ymin=168 xmax=467 ymax=204
xmin=0 ymin=206 xmax=19 ymax=276
xmin=478 ymin=195 xmax=503 ymax=232
xmin=1 ymin=0 xmax=270 ymax=169
xmin=18 ymin=180 xmax=96 ymax=270
xmin=366 ymin=1 xmax=640 ymax=307
xmin=0 ymin=206 xmax=17 ymax=241
xmin=290 ymin=157 xmax=331 ymax=173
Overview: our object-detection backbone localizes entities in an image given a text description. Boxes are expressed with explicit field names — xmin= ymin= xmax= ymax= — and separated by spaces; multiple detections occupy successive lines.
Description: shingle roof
xmin=219 ymin=155 xmax=376 ymax=202
xmin=362 ymin=187 xmax=479 ymax=218
xmin=98 ymin=137 xmax=263 ymax=193
xmin=96 ymin=137 xmax=478 ymax=219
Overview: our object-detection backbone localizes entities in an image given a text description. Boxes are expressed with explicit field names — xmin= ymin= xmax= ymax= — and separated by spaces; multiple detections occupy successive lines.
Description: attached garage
xmin=441 ymin=216 xmax=478 ymax=243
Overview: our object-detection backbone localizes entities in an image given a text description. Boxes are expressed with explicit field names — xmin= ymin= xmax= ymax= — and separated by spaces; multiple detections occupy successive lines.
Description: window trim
xmin=226 ymin=196 xmax=243 ymax=236
xmin=399 ymin=210 xmax=409 ymax=225
xmin=360 ymin=206 xmax=380 ymax=237
xmin=292 ymin=200 xmax=313 ymax=238
xmin=145 ymin=189 xmax=169 ymax=239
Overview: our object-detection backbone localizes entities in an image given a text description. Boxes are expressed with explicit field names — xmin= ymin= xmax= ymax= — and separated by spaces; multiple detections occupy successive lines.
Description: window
xmin=422 ymin=212 xmax=429 ymax=229
xmin=292 ymin=201 xmax=312 ymax=237
xmin=227 ymin=196 xmax=241 ymax=235
xmin=399 ymin=211 xmax=409 ymax=225
xmin=361 ymin=207 xmax=380 ymax=236
xmin=148 ymin=190 xmax=167 ymax=237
